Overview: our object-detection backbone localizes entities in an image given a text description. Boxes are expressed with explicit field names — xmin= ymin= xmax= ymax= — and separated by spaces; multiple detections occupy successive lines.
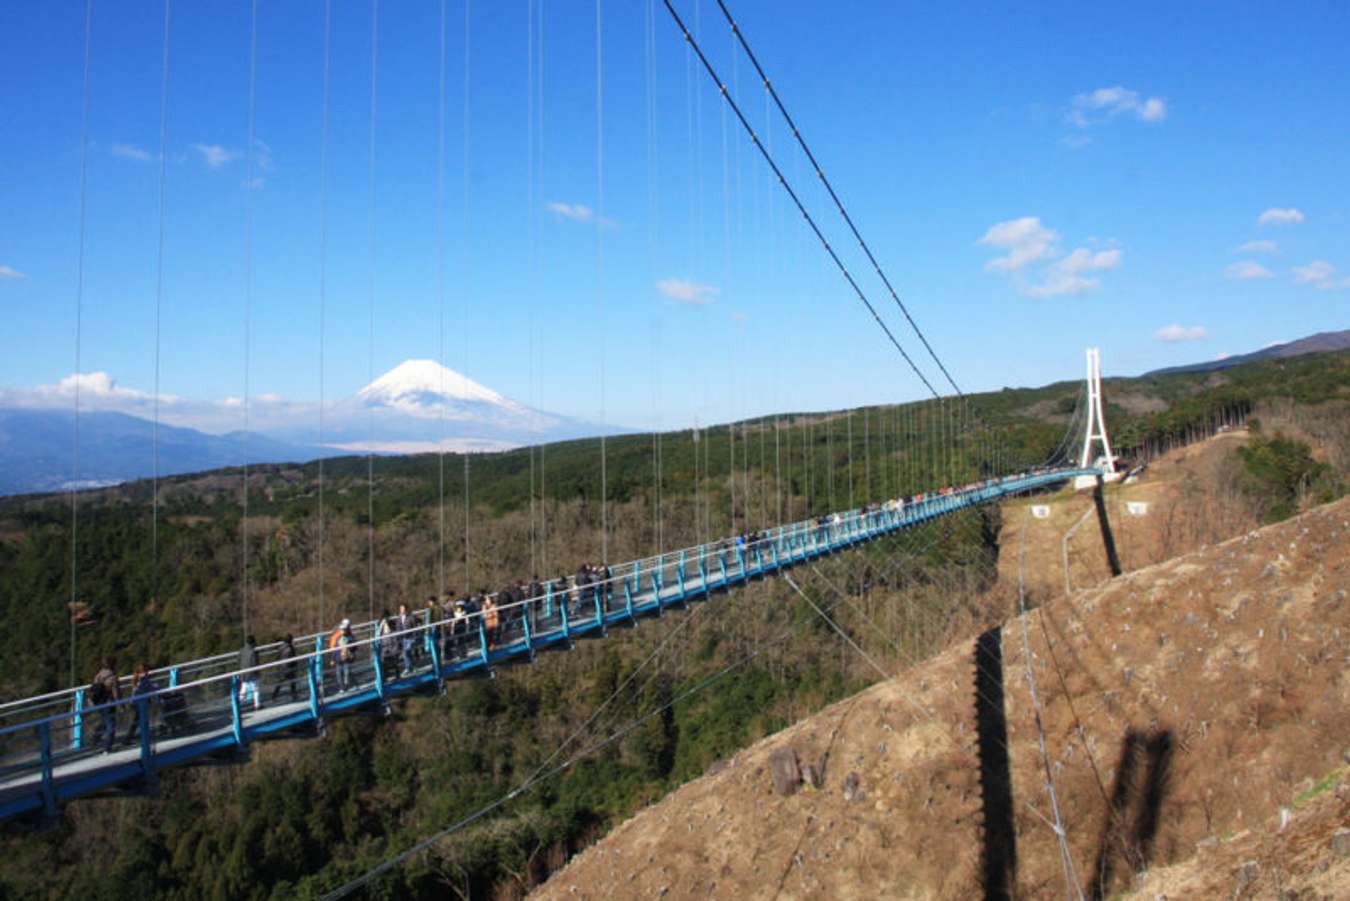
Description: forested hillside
xmin=0 ymin=350 xmax=1346 ymax=899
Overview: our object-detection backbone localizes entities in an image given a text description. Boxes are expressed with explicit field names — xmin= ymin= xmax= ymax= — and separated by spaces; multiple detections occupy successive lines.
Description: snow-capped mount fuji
xmin=267 ymin=359 xmax=600 ymax=453
xmin=354 ymin=359 xmax=531 ymax=419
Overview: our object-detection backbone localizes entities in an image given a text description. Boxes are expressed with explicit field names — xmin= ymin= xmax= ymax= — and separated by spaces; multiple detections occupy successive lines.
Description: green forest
xmin=0 ymin=350 xmax=1347 ymax=899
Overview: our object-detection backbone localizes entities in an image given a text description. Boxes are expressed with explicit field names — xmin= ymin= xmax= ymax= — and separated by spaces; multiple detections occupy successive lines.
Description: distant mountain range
xmin=0 ymin=409 xmax=329 ymax=496
xmin=1145 ymin=330 xmax=1350 ymax=377
xmin=0 ymin=360 xmax=609 ymax=496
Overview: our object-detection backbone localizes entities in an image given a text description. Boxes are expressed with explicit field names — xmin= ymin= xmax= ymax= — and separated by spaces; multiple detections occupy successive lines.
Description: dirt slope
xmin=532 ymin=495 xmax=1350 ymax=899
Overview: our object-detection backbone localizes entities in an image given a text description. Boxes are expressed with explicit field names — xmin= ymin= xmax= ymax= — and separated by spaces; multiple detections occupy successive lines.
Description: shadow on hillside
xmin=974 ymin=626 xmax=1017 ymax=900
xmin=1087 ymin=727 xmax=1174 ymax=899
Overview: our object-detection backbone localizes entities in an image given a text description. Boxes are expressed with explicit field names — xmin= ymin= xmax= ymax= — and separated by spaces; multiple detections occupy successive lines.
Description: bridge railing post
xmin=136 ymin=697 xmax=153 ymax=777
xmin=478 ymin=618 xmax=491 ymax=665
xmin=71 ymin=688 xmax=84 ymax=751
xmin=229 ymin=675 xmax=245 ymax=749
xmin=38 ymin=721 xmax=56 ymax=817
xmin=521 ymin=603 xmax=534 ymax=660
xmin=313 ymin=635 xmax=325 ymax=693
xmin=427 ymin=625 xmax=445 ymax=687
xmin=306 ymin=654 xmax=322 ymax=723
xmin=372 ymin=647 xmax=385 ymax=699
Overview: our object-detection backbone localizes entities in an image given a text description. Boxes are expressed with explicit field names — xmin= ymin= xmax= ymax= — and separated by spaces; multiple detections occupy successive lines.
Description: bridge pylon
xmin=1075 ymin=347 xmax=1120 ymax=490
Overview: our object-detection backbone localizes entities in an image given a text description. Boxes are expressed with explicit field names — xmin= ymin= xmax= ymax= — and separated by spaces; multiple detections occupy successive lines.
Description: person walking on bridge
xmin=270 ymin=634 xmax=299 ymax=703
xmin=483 ymin=595 xmax=499 ymax=649
xmin=333 ymin=619 xmax=354 ymax=691
xmin=123 ymin=663 xmax=158 ymax=745
xmin=238 ymin=636 xmax=261 ymax=711
xmin=396 ymin=604 xmax=415 ymax=676
xmin=89 ymin=658 xmax=120 ymax=754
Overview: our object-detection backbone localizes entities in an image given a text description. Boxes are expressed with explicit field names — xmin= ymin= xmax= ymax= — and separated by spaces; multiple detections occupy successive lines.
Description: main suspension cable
xmin=711 ymin=0 xmax=961 ymax=398
xmin=659 ymin=0 xmax=940 ymax=400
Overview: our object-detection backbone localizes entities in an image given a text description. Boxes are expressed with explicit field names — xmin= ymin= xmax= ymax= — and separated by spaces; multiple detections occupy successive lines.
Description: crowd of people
xmin=84 ymin=490 xmax=1028 ymax=749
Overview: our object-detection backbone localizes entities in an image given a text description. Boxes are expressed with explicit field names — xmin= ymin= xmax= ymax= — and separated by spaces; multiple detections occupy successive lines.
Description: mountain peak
xmin=356 ymin=359 xmax=516 ymax=411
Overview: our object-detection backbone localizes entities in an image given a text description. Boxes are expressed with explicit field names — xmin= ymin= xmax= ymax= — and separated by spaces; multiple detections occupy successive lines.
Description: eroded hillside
xmin=533 ymin=495 xmax=1350 ymax=899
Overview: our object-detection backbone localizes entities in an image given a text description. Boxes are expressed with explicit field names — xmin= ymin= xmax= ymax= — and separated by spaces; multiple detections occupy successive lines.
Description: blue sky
xmin=1 ymin=0 xmax=1347 ymax=433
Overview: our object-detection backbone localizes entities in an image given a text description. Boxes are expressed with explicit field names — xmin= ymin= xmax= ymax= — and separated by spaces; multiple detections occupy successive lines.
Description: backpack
xmin=88 ymin=679 xmax=108 ymax=705
xmin=328 ymin=629 xmax=343 ymax=651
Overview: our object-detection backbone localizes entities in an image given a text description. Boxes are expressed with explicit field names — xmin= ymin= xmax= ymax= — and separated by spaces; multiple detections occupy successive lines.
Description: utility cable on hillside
xmin=659 ymin=0 xmax=941 ymax=400
xmin=1016 ymin=512 xmax=1083 ymax=900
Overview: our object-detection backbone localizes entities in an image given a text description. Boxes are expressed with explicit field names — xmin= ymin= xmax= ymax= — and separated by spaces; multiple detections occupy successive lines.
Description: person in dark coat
xmin=123 ymin=663 xmax=158 ymax=745
xmin=270 ymin=634 xmax=299 ymax=703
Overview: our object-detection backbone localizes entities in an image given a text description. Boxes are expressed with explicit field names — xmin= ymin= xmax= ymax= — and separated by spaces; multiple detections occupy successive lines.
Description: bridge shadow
xmin=1086 ymin=728 xmax=1173 ymax=899
xmin=973 ymin=626 xmax=1016 ymax=901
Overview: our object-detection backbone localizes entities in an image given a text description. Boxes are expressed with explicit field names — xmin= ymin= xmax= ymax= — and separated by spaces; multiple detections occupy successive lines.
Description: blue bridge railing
xmin=0 ymin=467 xmax=1097 ymax=820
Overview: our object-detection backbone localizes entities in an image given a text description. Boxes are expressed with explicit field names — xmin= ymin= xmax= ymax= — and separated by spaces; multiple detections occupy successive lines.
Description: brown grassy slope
xmin=531 ymin=494 xmax=1350 ymax=900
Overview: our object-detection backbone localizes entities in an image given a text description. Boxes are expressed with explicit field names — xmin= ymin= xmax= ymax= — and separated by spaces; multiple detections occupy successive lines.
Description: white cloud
xmin=981 ymin=221 xmax=1123 ymax=298
xmin=191 ymin=143 xmax=241 ymax=169
xmin=0 ymin=264 xmax=26 ymax=280
xmin=1292 ymin=260 xmax=1334 ymax=284
xmin=1291 ymin=260 xmax=1350 ymax=290
xmin=1068 ymin=85 xmax=1168 ymax=127
xmin=546 ymin=201 xmax=594 ymax=223
xmin=1257 ymin=207 xmax=1304 ymax=227
xmin=978 ymin=217 xmax=1059 ymax=271
xmin=1025 ymin=271 xmax=1098 ymax=299
xmin=251 ymin=138 xmax=274 ymax=172
xmin=0 ymin=372 xmax=177 ymax=408
xmin=1235 ymin=240 xmax=1277 ymax=255
xmin=1225 ymin=261 xmax=1273 ymax=280
xmin=110 ymin=143 xmax=152 ymax=162
xmin=1154 ymin=324 xmax=1209 ymax=342
xmin=0 ymin=373 xmax=318 ymax=434
xmin=1057 ymin=247 xmax=1122 ymax=273
xmin=657 ymin=278 xmax=718 ymax=305
xmin=1215 ymin=352 xmax=1232 ymax=361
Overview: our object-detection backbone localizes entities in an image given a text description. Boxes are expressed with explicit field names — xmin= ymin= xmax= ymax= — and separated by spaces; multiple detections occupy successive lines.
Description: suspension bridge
xmin=1 ymin=1 xmax=1130 ymax=897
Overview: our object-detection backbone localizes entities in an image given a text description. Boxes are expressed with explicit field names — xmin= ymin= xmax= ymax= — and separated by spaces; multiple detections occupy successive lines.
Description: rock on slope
xmin=532 ymin=496 xmax=1350 ymax=899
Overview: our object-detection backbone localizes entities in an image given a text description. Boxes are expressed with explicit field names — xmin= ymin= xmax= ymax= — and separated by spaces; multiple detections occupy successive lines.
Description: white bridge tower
xmin=1076 ymin=347 xmax=1119 ymax=487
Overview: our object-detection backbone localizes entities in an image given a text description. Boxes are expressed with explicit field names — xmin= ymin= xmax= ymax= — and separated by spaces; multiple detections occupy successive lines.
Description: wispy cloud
xmin=1225 ymin=261 xmax=1273 ymax=280
xmin=545 ymin=201 xmax=615 ymax=228
xmin=979 ymin=218 xmax=1122 ymax=298
xmin=110 ymin=143 xmax=153 ymax=162
xmin=0 ymin=372 xmax=314 ymax=434
xmin=1257 ymin=207 xmax=1304 ymax=227
xmin=546 ymin=201 xmax=594 ymax=223
xmin=1235 ymin=240 xmax=1277 ymax=255
xmin=1154 ymin=324 xmax=1208 ymax=342
xmin=657 ymin=278 xmax=718 ymax=306
xmin=191 ymin=143 xmax=241 ymax=169
xmin=0 ymin=264 xmax=26 ymax=280
xmin=1067 ymin=85 xmax=1167 ymax=128
xmin=1291 ymin=260 xmax=1350 ymax=290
